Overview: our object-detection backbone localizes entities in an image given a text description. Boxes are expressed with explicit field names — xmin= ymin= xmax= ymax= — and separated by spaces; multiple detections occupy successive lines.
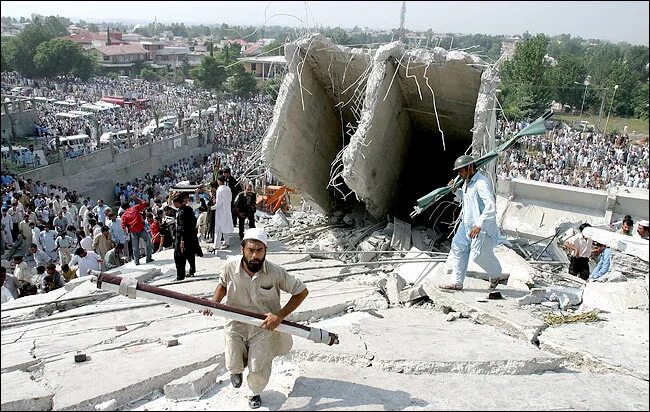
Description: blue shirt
xmin=590 ymin=247 xmax=612 ymax=280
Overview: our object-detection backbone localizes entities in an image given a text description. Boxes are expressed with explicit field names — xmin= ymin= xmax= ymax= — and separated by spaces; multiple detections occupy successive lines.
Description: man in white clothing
xmin=93 ymin=199 xmax=111 ymax=225
xmin=211 ymin=175 xmax=234 ymax=250
xmin=439 ymin=155 xmax=502 ymax=291
xmin=69 ymin=247 xmax=102 ymax=277
xmin=39 ymin=225 xmax=58 ymax=261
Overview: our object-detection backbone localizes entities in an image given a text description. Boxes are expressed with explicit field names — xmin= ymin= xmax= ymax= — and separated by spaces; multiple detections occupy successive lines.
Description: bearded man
xmin=203 ymin=228 xmax=309 ymax=409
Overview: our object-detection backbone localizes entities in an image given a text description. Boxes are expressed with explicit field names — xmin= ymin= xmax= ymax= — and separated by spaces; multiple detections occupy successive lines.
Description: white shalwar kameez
xmin=447 ymin=171 xmax=502 ymax=286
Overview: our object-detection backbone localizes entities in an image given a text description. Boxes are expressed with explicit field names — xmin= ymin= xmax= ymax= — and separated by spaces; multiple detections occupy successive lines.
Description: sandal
xmin=438 ymin=284 xmax=463 ymax=291
xmin=248 ymin=395 xmax=261 ymax=409
xmin=488 ymin=278 xmax=499 ymax=290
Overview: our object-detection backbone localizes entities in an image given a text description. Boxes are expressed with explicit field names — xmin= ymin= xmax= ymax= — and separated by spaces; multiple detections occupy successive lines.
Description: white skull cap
xmin=243 ymin=228 xmax=268 ymax=247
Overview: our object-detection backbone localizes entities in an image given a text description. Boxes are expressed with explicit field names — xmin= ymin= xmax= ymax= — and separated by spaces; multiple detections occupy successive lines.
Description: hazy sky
xmin=2 ymin=1 xmax=648 ymax=45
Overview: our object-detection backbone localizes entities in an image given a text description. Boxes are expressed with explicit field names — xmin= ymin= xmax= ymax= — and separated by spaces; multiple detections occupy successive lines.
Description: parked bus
xmin=81 ymin=103 xmax=114 ymax=113
xmin=100 ymin=96 xmax=126 ymax=107
xmin=53 ymin=100 xmax=77 ymax=109
xmin=68 ymin=110 xmax=94 ymax=118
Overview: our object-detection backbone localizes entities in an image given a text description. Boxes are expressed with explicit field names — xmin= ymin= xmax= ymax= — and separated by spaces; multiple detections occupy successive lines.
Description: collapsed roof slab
xmin=262 ymin=34 xmax=493 ymax=218
xmin=261 ymin=34 xmax=372 ymax=212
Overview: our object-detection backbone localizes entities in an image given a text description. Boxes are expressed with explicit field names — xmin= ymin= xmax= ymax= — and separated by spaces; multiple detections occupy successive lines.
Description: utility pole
xmin=399 ymin=1 xmax=406 ymax=43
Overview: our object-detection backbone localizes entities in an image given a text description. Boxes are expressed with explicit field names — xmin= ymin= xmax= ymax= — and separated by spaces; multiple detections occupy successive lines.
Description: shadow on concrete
xmin=280 ymin=377 xmax=428 ymax=411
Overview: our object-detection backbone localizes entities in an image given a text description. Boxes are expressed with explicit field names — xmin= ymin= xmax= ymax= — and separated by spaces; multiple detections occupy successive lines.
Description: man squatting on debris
xmin=203 ymin=228 xmax=309 ymax=409
xmin=439 ymin=155 xmax=502 ymax=291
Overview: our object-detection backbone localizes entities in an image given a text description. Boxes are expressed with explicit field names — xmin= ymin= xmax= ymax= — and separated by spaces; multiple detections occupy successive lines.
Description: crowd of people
xmin=496 ymin=119 xmax=649 ymax=190
xmin=1 ymin=73 xmax=275 ymax=302
xmin=2 ymin=71 xmax=274 ymax=163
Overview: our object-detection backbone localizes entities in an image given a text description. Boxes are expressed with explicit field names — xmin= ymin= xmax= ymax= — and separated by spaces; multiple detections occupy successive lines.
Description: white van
xmin=81 ymin=103 xmax=113 ymax=113
xmin=100 ymin=130 xmax=129 ymax=145
xmin=68 ymin=110 xmax=94 ymax=118
xmin=148 ymin=115 xmax=178 ymax=128
xmin=48 ymin=134 xmax=92 ymax=151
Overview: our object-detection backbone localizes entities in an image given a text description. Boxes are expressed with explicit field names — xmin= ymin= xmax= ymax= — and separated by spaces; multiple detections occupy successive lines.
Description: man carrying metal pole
xmin=203 ymin=228 xmax=309 ymax=409
xmin=438 ymin=155 xmax=502 ymax=291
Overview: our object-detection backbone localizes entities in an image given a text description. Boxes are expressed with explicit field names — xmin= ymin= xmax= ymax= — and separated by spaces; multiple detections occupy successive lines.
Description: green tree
xmin=190 ymin=55 xmax=227 ymax=90
xmin=262 ymin=41 xmax=284 ymax=56
xmin=262 ymin=76 xmax=282 ymax=103
xmin=500 ymin=34 xmax=552 ymax=119
xmin=546 ymin=53 xmax=588 ymax=108
xmin=140 ymin=67 xmax=160 ymax=81
xmin=33 ymin=39 xmax=87 ymax=77
xmin=228 ymin=64 xmax=258 ymax=98
xmin=87 ymin=23 xmax=100 ymax=32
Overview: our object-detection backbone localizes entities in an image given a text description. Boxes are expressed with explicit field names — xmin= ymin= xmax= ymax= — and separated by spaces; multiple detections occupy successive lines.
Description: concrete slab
xmin=0 ymin=340 xmax=40 ymax=373
xmin=289 ymin=309 xmax=562 ymax=375
xmin=394 ymin=248 xmax=441 ymax=285
xmin=539 ymin=311 xmax=649 ymax=380
xmin=279 ymin=362 xmax=649 ymax=411
xmin=42 ymin=331 xmax=225 ymax=410
xmin=422 ymin=265 xmax=546 ymax=343
xmin=581 ymin=279 xmax=649 ymax=313
xmin=0 ymin=370 xmax=54 ymax=411
xmin=164 ymin=364 xmax=223 ymax=401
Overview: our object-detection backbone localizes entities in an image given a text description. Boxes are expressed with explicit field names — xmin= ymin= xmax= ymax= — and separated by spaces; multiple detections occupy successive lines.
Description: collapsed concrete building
xmin=262 ymin=34 xmax=498 ymax=221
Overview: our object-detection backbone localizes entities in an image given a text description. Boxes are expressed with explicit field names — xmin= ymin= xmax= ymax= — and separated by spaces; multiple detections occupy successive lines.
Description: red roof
xmin=228 ymin=39 xmax=249 ymax=47
xmin=94 ymin=44 xmax=149 ymax=56
xmin=244 ymin=44 xmax=263 ymax=56
xmin=61 ymin=32 xmax=106 ymax=44
xmin=61 ymin=31 xmax=127 ymax=45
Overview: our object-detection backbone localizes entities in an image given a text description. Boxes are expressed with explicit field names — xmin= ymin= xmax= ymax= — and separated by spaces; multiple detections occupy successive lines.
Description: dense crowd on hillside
xmin=496 ymin=120 xmax=649 ymax=190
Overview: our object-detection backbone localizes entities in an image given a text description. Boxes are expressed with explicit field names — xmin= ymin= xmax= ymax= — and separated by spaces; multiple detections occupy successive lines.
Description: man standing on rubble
xmin=439 ymin=155 xmax=502 ymax=291
xmin=564 ymin=222 xmax=593 ymax=280
xmin=203 ymin=228 xmax=309 ymax=409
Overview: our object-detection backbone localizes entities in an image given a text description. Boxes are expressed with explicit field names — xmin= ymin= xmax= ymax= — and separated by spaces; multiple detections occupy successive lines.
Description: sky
xmin=1 ymin=1 xmax=649 ymax=45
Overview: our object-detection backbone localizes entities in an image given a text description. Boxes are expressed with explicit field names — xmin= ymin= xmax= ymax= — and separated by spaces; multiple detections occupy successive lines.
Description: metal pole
xmin=578 ymin=83 xmax=588 ymax=124
xmin=604 ymin=85 xmax=618 ymax=134
xmin=93 ymin=273 xmax=339 ymax=346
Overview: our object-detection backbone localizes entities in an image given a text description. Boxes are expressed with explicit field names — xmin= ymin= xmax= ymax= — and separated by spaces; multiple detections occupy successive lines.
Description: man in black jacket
xmin=172 ymin=193 xmax=199 ymax=281
xmin=234 ymin=183 xmax=257 ymax=240
xmin=223 ymin=167 xmax=241 ymax=226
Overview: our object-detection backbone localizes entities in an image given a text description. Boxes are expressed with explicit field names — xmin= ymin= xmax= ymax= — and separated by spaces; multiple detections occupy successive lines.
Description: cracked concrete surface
xmin=2 ymin=235 xmax=648 ymax=410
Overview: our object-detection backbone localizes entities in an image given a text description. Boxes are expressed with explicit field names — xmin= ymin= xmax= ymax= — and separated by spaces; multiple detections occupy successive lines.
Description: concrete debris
xmin=394 ymin=248 xmax=441 ymax=285
xmin=115 ymin=325 xmax=128 ymax=331
xmin=74 ymin=352 xmax=87 ymax=363
xmin=385 ymin=273 xmax=407 ymax=306
xmin=0 ymin=371 xmax=54 ymax=411
xmin=446 ymin=313 xmax=459 ymax=322
xmin=272 ymin=209 xmax=291 ymax=227
xmin=163 ymin=364 xmax=222 ymax=401
xmin=161 ymin=337 xmax=179 ymax=347
xmin=391 ymin=218 xmax=412 ymax=251
xmin=517 ymin=288 xmax=546 ymax=307
xmin=580 ymin=280 xmax=649 ymax=313
xmin=545 ymin=285 xmax=583 ymax=307
xmin=541 ymin=301 xmax=560 ymax=310
xmin=94 ymin=399 xmax=118 ymax=411
xmin=398 ymin=285 xmax=427 ymax=304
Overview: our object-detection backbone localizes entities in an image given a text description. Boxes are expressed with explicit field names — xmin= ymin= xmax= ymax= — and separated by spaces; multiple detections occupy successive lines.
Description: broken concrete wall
xmin=342 ymin=46 xmax=486 ymax=219
xmin=471 ymin=66 xmax=500 ymax=187
xmin=261 ymin=35 xmax=372 ymax=212
xmin=263 ymin=34 xmax=490 ymax=219
xmin=496 ymin=178 xmax=650 ymax=238
xmin=341 ymin=42 xmax=412 ymax=218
